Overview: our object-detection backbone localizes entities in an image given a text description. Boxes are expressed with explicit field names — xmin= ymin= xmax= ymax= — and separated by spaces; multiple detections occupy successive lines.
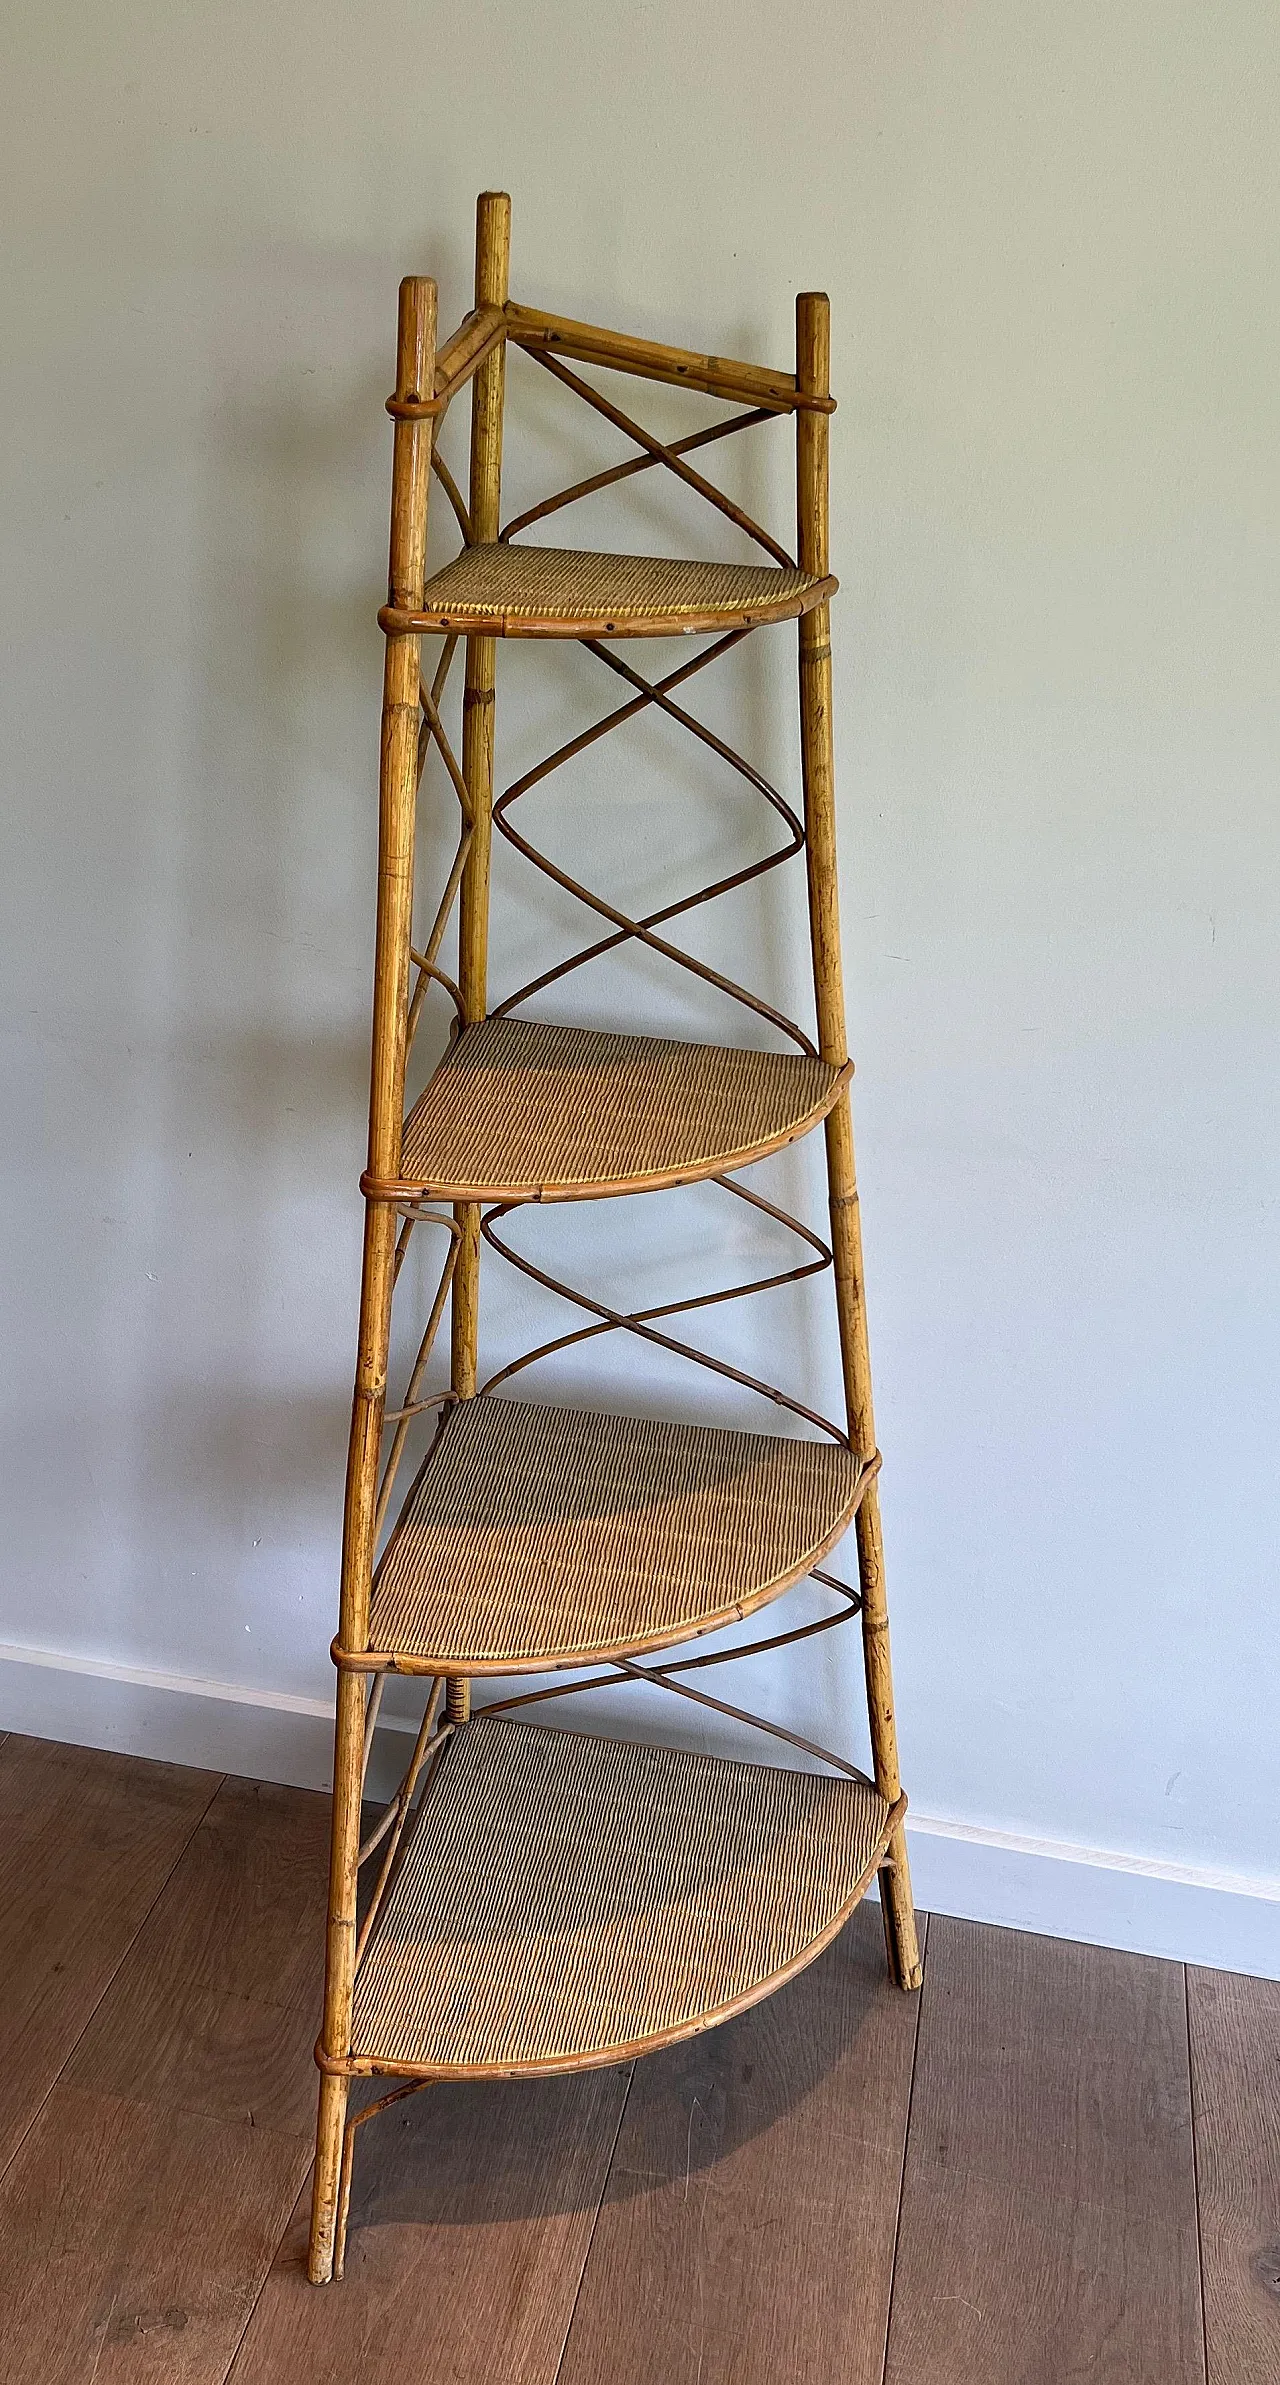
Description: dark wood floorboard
xmin=884 ymin=1916 xmax=1205 ymax=2384
xmin=0 ymin=1767 xmax=329 ymax=2383
xmin=556 ymin=1904 xmax=925 ymax=2385
xmin=0 ymin=2083 xmax=309 ymax=2385
xmin=2 ymin=1737 xmax=1274 ymax=2383
xmin=65 ymin=1774 xmax=332 ymax=2138
xmin=0 ymin=1734 xmax=219 ymax=2174
xmin=229 ymin=2068 xmax=633 ymax=2385
xmin=1188 ymin=1963 xmax=1280 ymax=2385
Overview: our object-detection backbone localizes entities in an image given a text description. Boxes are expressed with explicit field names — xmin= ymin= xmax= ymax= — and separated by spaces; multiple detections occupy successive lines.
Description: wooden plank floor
xmin=0 ymin=1733 xmax=1274 ymax=2384
xmin=884 ymin=1918 xmax=1204 ymax=2383
xmin=1188 ymin=1965 xmax=1280 ymax=2385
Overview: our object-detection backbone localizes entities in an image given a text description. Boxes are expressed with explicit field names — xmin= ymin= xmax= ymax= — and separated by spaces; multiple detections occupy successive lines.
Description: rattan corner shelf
xmin=383 ymin=543 xmax=836 ymax=638
xmin=347 ymin=1716 xmax=897 ymax=2080
xmin=309 ymin=193 xmax=922 ymax=2286
xmin=364 ymin=1394 xmax=872 ymax=1674
xmin=392 ymin=1016 xmax=848 ymax=1202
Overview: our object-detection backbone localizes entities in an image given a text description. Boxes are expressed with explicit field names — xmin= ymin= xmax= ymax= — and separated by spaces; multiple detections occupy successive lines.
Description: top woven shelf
xmin=382 ymin=543 xmax=836 ymax=639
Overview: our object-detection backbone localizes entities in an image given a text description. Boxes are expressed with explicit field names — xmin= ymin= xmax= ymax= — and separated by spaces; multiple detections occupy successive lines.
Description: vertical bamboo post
xmin=448 ymin=191 xmax=510 ymax=1730
xmin=309 ymin=275 xmax=437 ymax=2283
xmin=795 ymin=292 xmax=922 ymax=1992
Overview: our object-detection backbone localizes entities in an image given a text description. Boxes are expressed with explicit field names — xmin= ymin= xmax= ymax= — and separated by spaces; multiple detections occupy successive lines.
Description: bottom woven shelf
xmin=349 ymin=1714 xmax=894 ymax=2080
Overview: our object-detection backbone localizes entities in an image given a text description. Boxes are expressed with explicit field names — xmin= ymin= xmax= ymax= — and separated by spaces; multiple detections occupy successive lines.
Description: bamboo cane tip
xmin=398 ymin=274 xmax=438 ymax=339
xmin=473 ymin=194 xmax=512 ymax=319
xmin=396 ymin=276 xmax=438 ymax=393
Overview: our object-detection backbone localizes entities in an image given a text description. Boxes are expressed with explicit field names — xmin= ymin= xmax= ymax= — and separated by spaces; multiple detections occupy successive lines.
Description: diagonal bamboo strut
xmin=354 ymin=1679 xmax=449 ymax=1960
xmin=353 ymin=1674 xmax=449 ymax=1873
xmin=360 ymin=1672 xmax=386 ymax=1777
xmin=481 ymin=1570 xmax=863 ymax=1716
xmin=405 ymin=639 xmax=471 ymax=1052
xmin=516 ymin=347 xmax=795 ymax=565
xmin=501 ymin=406 xmax=773 ymax=544
xmin=373 ymin=1218 xmax=461 ymax=1543
xmin=481 ymin=1186 xmax=845 ymax=1444
xmin=479 ymin=1172 xmax=837 ymax=1424
xmin=612 ymin=1652 xmax=875 ymax=1787
xmin=489 ymin=636 xmax=816 ymax=1053
xmin=477 ymin=1605 xmax=875 ymax=1791
xmin=430 ymin=448 xmax=473 ymax=544
xmin=333 ymin=2076 xmax=430 ymax=2280
xmin=491 ymin=634 xmax=810 ymax=1041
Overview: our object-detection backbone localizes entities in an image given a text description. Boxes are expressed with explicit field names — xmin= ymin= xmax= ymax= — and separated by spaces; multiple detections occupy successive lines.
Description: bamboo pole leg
xmin=450 ymin=1199 xmax=482 ymax=1397
xmin=309 ymin=274 xmax=437 ymax=2283
xmin=856 ymin=1494 xmax=920 ymax=1986
xmin=827 ymin=1107 xmax=921 ymax=1989
xmin=312 ymin=2070 xmax=351 ymax=2280
xmin=449 ymin=192 xmax=511 ymax=1719
xmin=796 ymin=291 xmax=921 ymax=1993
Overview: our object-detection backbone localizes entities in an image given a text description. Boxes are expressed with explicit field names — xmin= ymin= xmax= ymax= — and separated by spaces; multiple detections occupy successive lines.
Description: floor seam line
xmin=1184 ymin=1964 xmax=1212 ymax=2385
xmin=879 ymin=1906 xmax=930 ymax=2385
xmin=551 ymin=2059 xmax=636 ymax=2385
xmin=220 ymin=2141 xmax=318 ymax=2382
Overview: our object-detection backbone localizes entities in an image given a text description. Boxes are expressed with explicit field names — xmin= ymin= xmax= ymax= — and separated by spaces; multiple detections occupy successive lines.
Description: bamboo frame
xmin=504 ymin=298 xmax=836 ymax=415
xmin=450 ymin=193 xmax=510 ymax=1443
xmin=309 ymin=194 xmax=922 ymax=2285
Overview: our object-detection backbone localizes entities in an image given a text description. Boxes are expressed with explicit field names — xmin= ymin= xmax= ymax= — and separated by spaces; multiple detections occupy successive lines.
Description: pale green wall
xmin=3 ymin=4 xmax=1277 ymax=1957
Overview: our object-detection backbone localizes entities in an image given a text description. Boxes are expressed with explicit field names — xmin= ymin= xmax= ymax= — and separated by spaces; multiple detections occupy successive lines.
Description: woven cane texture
xmin=370 ymin=1395 xmax=865 ymax=1671
xmin=351 ymin=1716 xmax=891 ymax=2075
xmin=398 ymin=1016 xmax=840 ymax=1199
xmin=410 ymin=542 xmax=829 ymax=635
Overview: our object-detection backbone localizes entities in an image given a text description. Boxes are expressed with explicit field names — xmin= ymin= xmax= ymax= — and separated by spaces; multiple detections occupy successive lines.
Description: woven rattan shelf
xmin=364 ymin=1393 xmax=868 ymax=1673
xmin=392 ymin=1016 xmax=846 ymax=1202
xmin=347 ymin=1715 xmax=896 ymax=2079
xmin=382 ymin=541 xmax=836 ymax=639
xmin=307 ymin=194 xmax=923 ymax=2287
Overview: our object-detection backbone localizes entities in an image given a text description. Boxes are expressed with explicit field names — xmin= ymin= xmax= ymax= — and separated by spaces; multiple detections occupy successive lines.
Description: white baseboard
xmin=0 ymin=1639 xmax=416 ymax=1803
xmin=2 ymin=1641 xmax=1276 ymax=1979
xmin=886 ymin=1812 xmax=1279 ymax=1981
